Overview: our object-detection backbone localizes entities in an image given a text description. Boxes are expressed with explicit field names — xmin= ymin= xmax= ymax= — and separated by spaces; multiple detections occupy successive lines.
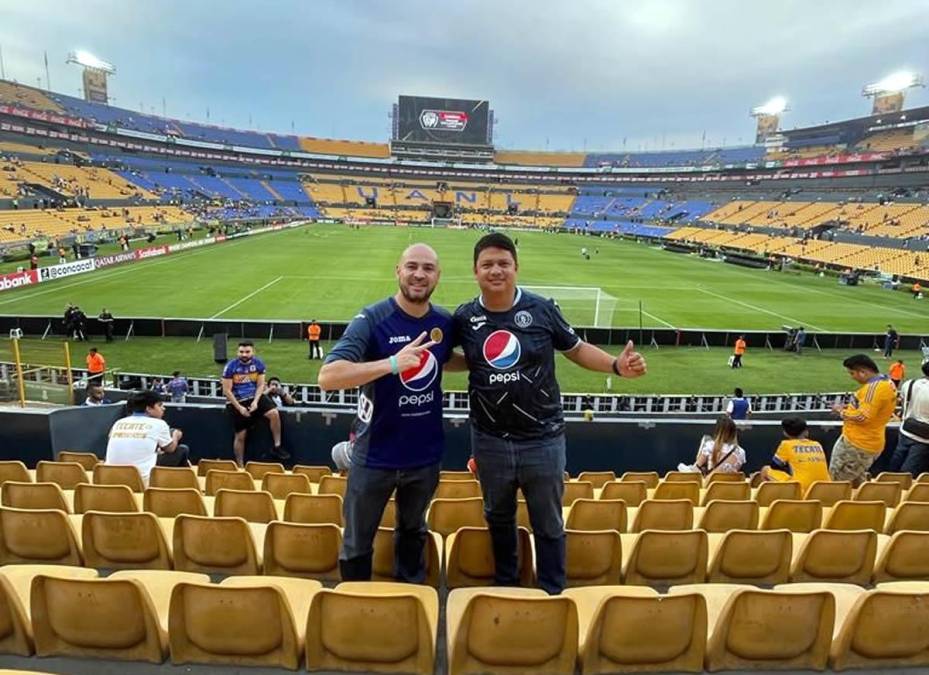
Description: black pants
xmin=104 ymin=325 xmax=114 ymax=342
xmin=888 ymin=435 xmax=929 ymax=476
xmin=732 ymin=354 xmax=743 ymax=368
xmin=157 ymin=444 xmax=190 ymax=467
xmin=308 ymin=340 xmax=322 ymax=359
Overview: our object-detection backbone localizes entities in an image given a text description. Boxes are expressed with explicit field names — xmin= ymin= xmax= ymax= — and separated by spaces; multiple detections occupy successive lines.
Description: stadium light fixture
xmin=862 ymin=71 xmax=922 ymax=95
xmin=66 ymin=50 xmax=115 ymax=74
xmin=751 ymin=96 xmax=788 ymax=116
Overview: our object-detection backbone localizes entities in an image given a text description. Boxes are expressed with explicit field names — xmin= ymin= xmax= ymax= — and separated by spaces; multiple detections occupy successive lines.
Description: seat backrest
xmin=434 ymin=480 xmax=481 ymax=500
xmin=263 ymin=521 xmax=342 ymax=581
xmin=380 ymin=499 xmax=396 ymax=528
xmin=702 ymin=482 xmax=750 ymax=505
xmin=577 ymin=471 xmax=617 ymax=489
xmin=563 ymin=481 xmax=595 ymax=507
xmin=805 ymin=480 xmax=852 ymax=506
xmin=244 ymin=461 xmax=285 ymax=480
xmin=565 ymin=529 xmax=623 ymax=587
xmin=317 ymin=474 xmax=348 ymax=497
xmin=283 ymin=493 xmax=343 ymax=526
xmin=885 ymin=502 xmax=929 ymax=535
xmin=427 ymin=498 xmax=485 ymax=539
xmin=699 ymin=500 xmax=759 ymax=533
xmin=213 ymin=489 xmax=277 ymax=523
xmin=92 ymin=464 xmax=145 ymax=493
xmin=0 ymin=481 xmax=69 ymax=512
xmin=663 ymin=471 xmax=703 ymax=484
xmin=142 ymin=487 xmax=207 ymax=518
xmin=172 ymin=514 xmax=260 ymax=575
xmin=761 ymin=499 xmax=823 ymax=533
xmin=791 ymin=529 xmax=877 ymax=584
xmin=371 ymin=527 xmax=441 ymax=587
xmin=204 ymin=469 xmax=255 ymax=496
xmin=196 ymin=459 xmax=238 ymax=477
xmin=632 ymin=499 xmax=694 ymax=532
xmin=755 ymin=481 xmax=803 ymax=507
xmin=620 ymin=472 xmax=660 ymax=489
xmin=0 ymin=506 xmax=82 ymax=565
xmin=0 ymin=461 xmax=30 ymax=487
xmin=81 ymin=511 xmax=171 ymax=570
xmin=600 ymin=481 xmax=647 ymax=506
xmin=707 ymin=529 xmax=792 ymax=584
xmin=905 ymin=484 xmax=929 ymax=503
xmin=291 ymin=465 xmax=332 ymax=483
xmin=872 ymin=530 xmax=929 ymax=583
xmin=149 ymin=466 xmax=199 ymax=490
xmin=445 ymin=527 xmax=534 ymax=588
xmin=261 ymin=472 xmax=311 ymax=500
xmin=653 ymin=481 xmax=699 ymax=505
xmin=824 ymin=500 xmax=886 ymax=531
xmin=57 ymin=451 xmax=100 ymax=470
xmin=35 ymin=461 xmax=86 ymax=490
xmin=565 ymin=499 xmax=627 ymax=532
xmin=874 ymin=471 xmax=914 ymax=490
xmin=623 ymin=529 xmax=708 ymax=586
xmin=73 ymin=483 xmax=139 ymax=513
xmin=705 ymin=472 xmax=746 ymax=484
xmin=854 ymin=482 xmax=902 ymax=508
xmin=439 ymin=470 xmax=474 ymax=481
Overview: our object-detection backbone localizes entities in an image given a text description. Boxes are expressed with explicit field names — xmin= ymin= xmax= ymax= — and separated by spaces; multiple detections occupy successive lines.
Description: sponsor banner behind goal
xmin=38 ymin=258 xmax=96 ymax=281
xmin=0 ymin=269 xmax=40 ymax=293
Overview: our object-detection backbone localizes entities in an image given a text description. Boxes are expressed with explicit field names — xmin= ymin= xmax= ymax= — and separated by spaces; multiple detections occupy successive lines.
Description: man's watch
xmin=611 ymin=359 xmax=622 ymax=377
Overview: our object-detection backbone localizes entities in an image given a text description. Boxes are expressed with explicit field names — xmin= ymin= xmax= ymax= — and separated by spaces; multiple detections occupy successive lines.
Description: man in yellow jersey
xmin=761 ymin=416 xmax=830 ymax=494
xmin=830 ymin=354 xmax=897 ymax=485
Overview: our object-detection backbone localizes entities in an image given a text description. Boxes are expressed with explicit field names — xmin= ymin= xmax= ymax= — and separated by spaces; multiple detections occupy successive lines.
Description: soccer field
xmin=0 ymin=223 xmax=926 ymax=333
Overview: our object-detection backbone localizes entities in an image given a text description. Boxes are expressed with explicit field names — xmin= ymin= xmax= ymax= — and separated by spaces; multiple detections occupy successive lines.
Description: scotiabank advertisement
xmin=0 ymin=270 xmax=39 ymax=292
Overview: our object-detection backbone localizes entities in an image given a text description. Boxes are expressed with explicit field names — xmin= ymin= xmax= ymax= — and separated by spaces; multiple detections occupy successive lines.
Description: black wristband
xmin=612 ymin=358 xmax=622 ymax=377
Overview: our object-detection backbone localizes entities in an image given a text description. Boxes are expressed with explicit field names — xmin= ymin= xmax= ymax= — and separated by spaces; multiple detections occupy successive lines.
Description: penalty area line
xmin=210 ymin=276 xmax=284 ymax=319
xmin=697 ymin=287 xmax=825 ymax=332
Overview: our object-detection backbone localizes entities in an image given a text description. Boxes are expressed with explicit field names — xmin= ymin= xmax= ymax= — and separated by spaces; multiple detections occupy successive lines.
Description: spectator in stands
xmin=451 ymin=232 xmax=646 ymax=595
xmin=29 ymin=254 xmax=38 ymax=270
xmin=307 ymin=319 xmax=322 ymax=359
xmin=731 ymin=335 xmax=746 ymax=368
xmin=884 ymin=324 xmax=899 ymax=359
xmin=150 ymin=377 xmax=166 ymax=395
xmin=105 ymin=390 xmax=189 ymax=486
xmin=726 ymin=388 xmax=751 ymax=419
xmin=81 ymin=382 xmax=111 ymax=406
xmin=693 ymin=416 xmax=746 ymax=475
xmin=85 ymin=347 xmax=106 ymax=384
xmin=166 ymin=371 xmax=189 ymax=403
xmin=318 ymin=243 xmax=452 ymax=583
xmin=221 ymin=341 xmax=287 ymax=465
xmin=888 ymin=360 xmax=929 ymax=476
xmin=760 ymin=416 xmax=830 ymax=492
xmin=889 ymin=359 xmax=906 ymax=389
xmin=98 ymin=308 xmax=114 ymax=343
xmin=830 ymin=354 xmax=897 ymax=485
xmin=267 ymin=377 xmax=295 ymax=407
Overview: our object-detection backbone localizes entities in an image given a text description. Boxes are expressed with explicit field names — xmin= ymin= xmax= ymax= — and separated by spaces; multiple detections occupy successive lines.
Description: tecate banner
xmin=94 ymin=251 xmax=137 ymax=268
xmin=38 ymin=258 xmax=96 ymax=281
xmin=0 ymin=269 xmax=40 ymax=292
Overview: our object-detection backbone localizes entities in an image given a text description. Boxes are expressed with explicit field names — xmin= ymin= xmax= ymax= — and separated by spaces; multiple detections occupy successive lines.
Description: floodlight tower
xmin=66 ymin=50 xmax=116 ymax=104
xmin=862 ymin=71 xmax=924 ymax=114
xmin=750 ymin=96 xmax=788 ymax=143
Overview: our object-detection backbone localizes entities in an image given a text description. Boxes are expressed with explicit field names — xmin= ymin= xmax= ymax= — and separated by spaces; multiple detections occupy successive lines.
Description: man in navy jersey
xmin=453 ymin=232 xmax=647 ymax=594
xmin=318 ymin=243 xmax=454 ymax=583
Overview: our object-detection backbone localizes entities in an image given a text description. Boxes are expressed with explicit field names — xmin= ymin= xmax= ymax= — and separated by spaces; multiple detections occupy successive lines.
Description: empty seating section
xmin=0 ymin=81 xmax=63 ymax=112
xmin=298 ymin=137 xmax=391 ymax=158
xmin=494 ymin=149 xmax=587 ymax=167
xmin=857 ymin=128 xmax=918 ymax=152
xmin=0 ymin=206 xmax=191 ymax=242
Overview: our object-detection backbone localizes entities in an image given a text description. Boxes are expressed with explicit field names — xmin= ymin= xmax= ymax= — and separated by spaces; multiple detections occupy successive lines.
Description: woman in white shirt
xmin=694 ymin=416 xmax=746 ymax=474
xmin=889 ymin=360 xmax=929 ymax=476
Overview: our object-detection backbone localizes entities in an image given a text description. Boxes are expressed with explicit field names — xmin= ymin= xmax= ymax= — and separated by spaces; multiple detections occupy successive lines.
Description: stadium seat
xmin=516 ymin=499 xmax=532 ymax=531
xmin=565 ymin=498 xmax=626 ymax=532
xmin=599 ymin=480 xmax=647 ymax=506
xmin=204 ymin=469 xmax=255 ymax=496
xmin=434 ymin=479 xmax=482 ymax=500
xmin=854 ymin=482 xmax=902 ymax=508
xmin=171 ymin=514 xmax=261 ymax=575
xmin=262 ymin=521 xmax=341 ymax=581
xmin=564 ymin=585 xmax=706 ymax=674
xmin=875 ymin=471 xmax=914 ymax=490
xmin=701 ymin=482 xmax=750 ymax=505
xmin=698 ymin=500 xmax=759 ymax=533
xmin=56 ymin=452 xmax=100 ymax=470
xmin=905 ymin=484 xmax=929 ymax=502
xmin=653 ymin=481 xmax=699 ymax=505
xmin=307 ymin=582 xmax=437 ymax=675
xmin=621 ymin=529 xmax=708 ymax=586
xmin=92 ymin=464 xmax=145 ymax=493
xmin=0 ymin=507 xmax=81 ymax=565
xmin=577 ymin=471 xmax=616 ymax=489
xmin=444 ymin=527 xmax=534 ymax=588
xmin=73 ymin=483 xmax=140 ymax=513
xmin=371 ymin=528 xmax=441 ymax=587
xmin=292 ymin=465 xmax=332 ymax=483
xmin=35 ymin=461 xmax=87 ymax=490
xmin=705 ymin=472 xmax=746 ymax=484
xmin=754 ymin=480 xmax=802 ymax=506
xmin=143 ymin=488 xmax=208 ymax=518
xmin=823 ymin=500 xmax=887 ymax=531
xmin=282 ymin=493 xmax=342 ymax=526
xmin=706 ymin=529 xmax=793 ymax=584
xmin=791 ymin=529 xmax=877 ymax=584
xmin=760 ymin=499 xmax=823 ymax=532
xmin=81 ymin=511 xmax=172 ymax=570
xmin=873 ymin=531 xmax=929 ymax=583
xmin=244 ymin=461 xmax=285 ymax=480
xmin=0 ymin=462 xmax=30 ymax=486
xmin=148 ymin=466 xmax=199 ymax=490
xmin=446 ymin=587 xmax=578 ymax=675
xmin=380 ymin=498 xmax=396 ymax=528
xmin=1 ymin=482 xmax=69 ymax=512
xmin=317 ymin=474 xmax=348 ymax=497
xmin=564 ymin=481 xmax=595 ymax=506
xmin=663 ymin=471 xmax=703 ymax=484
xmin=630 ymin=499 xmax=693 ymax=532
xmin=806 ymin=480 xmax=853 ymax=506
xmin=196 ymin=459 xmax=238 ymax=477
xmin=426 ymin=497 xmax=485 ymax=538
xmin=620 ymin=472 xmax=660 ymax=489
xmin=213 ymin=488 xmax=277 ymax=523
xmin=669 ymin=584 xmax=834 ymax=671
xmin=439 ymin=470 xmax=474 ymax=481
xmin=565 ymin=529 xmax=623 ymax=587
xmin=261 ymin=472 xmax=311 ymax=500
xmin=885 ymin=502 xmax=929 ymax=533
xmin=916 ymin=473 xmax=929 ymax=485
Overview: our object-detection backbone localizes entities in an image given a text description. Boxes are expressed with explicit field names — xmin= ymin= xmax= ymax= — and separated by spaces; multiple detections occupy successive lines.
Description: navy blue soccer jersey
xmin=453 ymin=288 xmax=581 ymax=440
xmin=222 ymin=356 xmax=266 ymax=401
xmin=325 ymin=298 xmax=452 ymax=470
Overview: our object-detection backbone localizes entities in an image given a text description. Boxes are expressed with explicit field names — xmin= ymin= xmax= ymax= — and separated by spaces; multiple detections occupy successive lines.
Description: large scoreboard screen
xmin=395 ymin=95 xmax=491 ymax=145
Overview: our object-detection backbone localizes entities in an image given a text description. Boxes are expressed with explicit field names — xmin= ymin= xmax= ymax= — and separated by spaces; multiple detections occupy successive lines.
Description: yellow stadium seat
xmin=855 ymin=482 xmax=902 ymax=508
xmin=791 ymin=529 xmax=877 ymax=584
xmin=760 ymin=499 xmax=823 ymax=533
xmin=885 ymin=501 xmax=929 ymax=534
xmin=292 ymin=465 xmax=332 ymax=483
xmin=621 ymin=472 xmax=660 ymax=489
xmin=824 ymin=500 xmax=887 ymax=531
xmin=621 ymin=530 xmax=708 ymax=586
xmin=213 ymin=488 xmax=277 ymax=523
xmin=701 ymin=482 xmax=750 ymax=505
xmin=73 ymin=483 xmax=140 ymax=513
xmin=171 ymin=514 xmax=261 ymax=575
xmin=563 ymin=481 xmax=595 ymax=507
xmin=204 ymin=469 xmax=255 ymax=496
xmin=599 ymin=480 xmax=647 ymax=506
xmin=261 ymin=472 xmax=311 ymax=500
xmin=631 ymin=499 xmax=693 ymax=532
xmin=1 ymin=482 xmax=69 ymax=512
xmin=35 ymin=461 xmax=87 ymax=490
xmin=707 ymin=529 xmax=793 ymax=584
xmin=565 ymin=530 xmax=623 ymax=587
xmin=0 ymin=462 xmax=30 ymax=487
xmin=566 ymin=498 xmax=626 ymax=532
xmin=262 ymin=521 xmax=341 ymax=581
xmin=444 ymin=527 xmax=533 ymax=588
xmin=318 ymin=474 xmax=348 ymax=497
xmin=371 ymin=527 xmax=441 ymax=587
xmin=142 ymin=487 xmax=208 ymax=518
xmin=873 ymin=531 xmax=929 ymax=583
xmin=283 ymin=492 xmax=342 ymax=526
xmin=439 ymin=470 xmax=475 ymax=481
xmin=196 ymin=459 xmax=238 ymax=477
xmin=148 ymin=466 xmax=199 ymax=490
xmin=698 ymin=500 xmax=759 ymax=533
xmin=875 ymin=471 xmax=914 ymax=490
xmin=663 ymin=471 xmax=703 ymax=484
xmin=806 ymin=480 xmax=853 ymax=506
xmin=754 ymin=480 xmax=803 ymax=506
xmin=434 ymin=479 xmax=482 ymax=500
xmin=577 ymin=471 xmax=617 ymax=489
xmin=653 ymin=481 xmax=699 ymax=505
xmin=705 ymin=472 xmax=746 ymax=484
xmin=93 ymin=464 xmax=145 ymax=493
xmin=0 ymin=507 xmax=81 ymax=565
xmin=56 ymin=452 xmax=100 ymax=470
xmin=244 ymin=461 xmax=285 ymax=480
xmin=81 ymin=511 xmax=172 ymax=570
xmin=905 ymin=484 xmax=929 ymax=502
xmin=426 ymin=497 xmax=485 ymax=539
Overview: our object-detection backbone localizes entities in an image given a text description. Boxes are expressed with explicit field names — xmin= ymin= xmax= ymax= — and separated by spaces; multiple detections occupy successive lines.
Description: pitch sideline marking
xmin=697 ymin=287 xmax=825 ymax=332
xmin=209 ymin=276 xmax=284 ymax=319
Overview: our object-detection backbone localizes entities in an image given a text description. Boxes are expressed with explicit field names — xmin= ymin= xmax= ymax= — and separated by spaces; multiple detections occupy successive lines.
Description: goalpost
xmin=522 ymin=286 xmax=618 ymax=328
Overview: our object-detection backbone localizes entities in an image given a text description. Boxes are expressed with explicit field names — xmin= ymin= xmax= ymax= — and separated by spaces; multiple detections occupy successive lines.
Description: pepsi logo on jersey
xmin=400 ymin=349 xmax=438 ymax=392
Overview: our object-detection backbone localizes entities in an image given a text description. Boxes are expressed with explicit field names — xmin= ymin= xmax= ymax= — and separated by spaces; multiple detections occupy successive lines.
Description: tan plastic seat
xmin=563 ymin=481 xmax=595 ymax=507
xmin=620 ymin=471 xmax=660 ymax=489
xmin=698 ymin=499 xmax=759 ymax=533
xmin=196 ymin=458 xmax=238 ymax=476
xmin=565 ymin=530 xmax=623 ymax=587
xmin=434 ymin=479 xmax=481 ymax=499
xmin=371 ymin=528 xmax=441 ymax=587
xmin=73 ymin=483 xmax=139 ymax=513
xmin=599 ymin=480 xmax=647 ymax=506
xmin=621 ymin=529 xmax=708 ymax=586
xmin=577 ymin=471 xmax=616 ymax=489
xmin=1 ymin=482 xmax=69 ymax=512
xmin=291 ymin=465 xmax=332 ymax=483
xmin=283 ymin=492 xmax=342 ymax=526
xmin=760 ymin=499 xmax=823 ymax=533
xmin=143 ymin=487 xmax=208 ymax=518
xmin=791 ymin=529 xmax=877 ymax=584
xmin=31 ymin=574 xmax=166 ymax=663
xmin=917 ymin=473 xmax=929 ymax=484
xmin=447 ymin=587 xmax=578 ymax=675
xmin=754 ymin=480 xmax=802 ymax=506
xmin=219 ymin=575 xmax=321 ymax=648
xmin=653 ymin=481 xmax=699 ymax=505
xmin=426 ymin=497 xmax=485 ymax=539
xmin=885 ymin=502 xmax=929 ymax=534
xmin=444 ymin=527 xmax=534 ymax=588
xmin=148 ymin=466 xmax=199 ymax=490
xmin=204 ymin=469 xmax=255 ymax=496
xmin=244 ymin=461 xmax=285 ymax=480
xmin=707 ymin=529 xmax=793 ymax=584
xmin=0 ymin=507 xmax=82 ymax=565
xmin=824 ymin=500 xmax=887 ymax=531
xmin=873 ymin=530 xmax=929 ymax=583
xmin=630 ymin=499 xmax=693 ymax=532
xmin=806 ymin=480 xmax=853 ymax=506
xmin=262 ymin=521 xmax=341 ymax=581
xmin=81 ymin=511 xmax=172 ymax=570
xmin=874 ymin=471 xmax=914 ymax=490
xmin=57 ymin=451 xmax=100 ymax=470
xmin=566 ymin=499 xmax=626 ymax=532
xmin=0 ymin=564 xmax=98 ymax=656
xmin=93 ymin=464 xmax=145 ymax=492
xmin=705 ymin=472 xmax=746 ymax=484
xmin=440 ymin=470 xmax=475 ymax=481
xmin=261 ymin=472 xmax=311 ymax=500
xmin=172 ymin=514 xmax=261 ymax=575
xmin=564 ymin=585 xmax=706 ymax=674
xmin=516 ymin=499 xmax=531 ymax=531
xmin=35 ymin=461 xmax=86 ymax=490
xmin=213 ymin=488 xmax=277 ymax=523
xmin=0 ymin=462 xmax=30 ymax=486
xmin=854 ymin=481 xmax=902 ymax=508
xmin=905 ymin=484 xmax=929 ymax=502
xmin=701 ymin=482 xmax=750 ymax=505
xmin=670 ymin=584 xmax=834 ymax=671
xmin=317 ymin=474 xmax=348 ymax=497
xmin=664 ymin=471 xmax=703 ymax=484
xmin=307 ymin=582 xmax=437 ymax=675
xmin=380 ymin=499 xmax=396 ymax=528
xmin=107 ymin=569 xmax=210 ymax=635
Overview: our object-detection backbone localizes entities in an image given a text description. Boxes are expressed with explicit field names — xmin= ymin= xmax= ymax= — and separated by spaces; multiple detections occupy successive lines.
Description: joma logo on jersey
xmin=389 ymin=335 xmax=411 ymax=344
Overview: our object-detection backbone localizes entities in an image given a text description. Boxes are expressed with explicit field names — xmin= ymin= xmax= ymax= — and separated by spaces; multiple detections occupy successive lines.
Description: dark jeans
xmin=340 ymin=460 xmax=440 ymax=583
xmin=156 ymin=444 xmax=189 ymax=467
xmin=471 ymin=428 xmax=566 ymax=595
xmin=308 ymin=340 xmax=322 ymax=359
xmin=732 ymin=354 xmax=742 ymax=368
xmin=888 ymin=434 xmax=929 ymax=475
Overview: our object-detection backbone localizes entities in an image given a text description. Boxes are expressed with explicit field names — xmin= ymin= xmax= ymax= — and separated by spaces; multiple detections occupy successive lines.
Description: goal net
xmin=522 ymin=286 xmax=617 ymax=328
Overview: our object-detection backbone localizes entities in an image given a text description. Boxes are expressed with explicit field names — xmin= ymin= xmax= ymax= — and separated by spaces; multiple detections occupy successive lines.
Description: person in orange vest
xmin=86 ymin=347 xmax=106 ymax=385
xmin=307 ymin=319 xmax=322 ymax=360
xmin=889 ymin=359 xmax=906 ymax=389
xmin=913 ymin=281 xmax=923 ymax=300
xmin=731 ymin=335 xmax=747 ymax=368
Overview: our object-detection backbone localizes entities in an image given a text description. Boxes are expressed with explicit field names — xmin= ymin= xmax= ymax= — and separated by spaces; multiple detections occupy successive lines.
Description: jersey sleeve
xmin=325 ymin=313 xmax=373 ymax=364
xmin=770 ymin=441 xmax=792 ymax=473
xmin=547 ymin=300 xmax=581 ymax=352
xmin=221 ymin=360 xmax=235 ymax=379
xmin=254 ymin=357 xmax=266 ymax=375
xmin=152 ymin=420 xmax=172 ymax=449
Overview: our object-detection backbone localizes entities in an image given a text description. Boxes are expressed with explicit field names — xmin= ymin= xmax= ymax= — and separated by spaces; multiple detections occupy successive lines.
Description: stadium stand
xmin=494 ymin=149 xmax=587 ymax=167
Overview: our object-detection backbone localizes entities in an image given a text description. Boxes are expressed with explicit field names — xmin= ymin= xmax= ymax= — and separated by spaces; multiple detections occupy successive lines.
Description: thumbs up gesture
xmin=616 ymin=340 xmax=647 ymax=378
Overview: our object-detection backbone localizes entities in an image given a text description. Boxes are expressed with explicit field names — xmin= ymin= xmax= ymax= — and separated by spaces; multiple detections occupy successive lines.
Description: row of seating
xmin=1 ymin=565 xmax=928 ymax=672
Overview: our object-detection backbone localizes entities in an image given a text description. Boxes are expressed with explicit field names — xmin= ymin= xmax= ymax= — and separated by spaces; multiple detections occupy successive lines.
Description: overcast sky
xmin=2 ymin=0 xmax=927 ymax=152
